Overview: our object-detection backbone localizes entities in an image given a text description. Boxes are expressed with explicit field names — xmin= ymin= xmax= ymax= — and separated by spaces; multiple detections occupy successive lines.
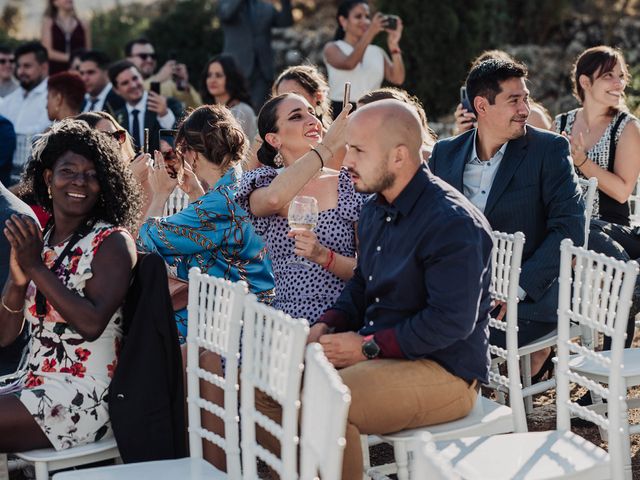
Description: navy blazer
xmin=429 ymin=127 xmax=585 ymax=322
xmin=114 ymin=97 xmax=183 ymax=153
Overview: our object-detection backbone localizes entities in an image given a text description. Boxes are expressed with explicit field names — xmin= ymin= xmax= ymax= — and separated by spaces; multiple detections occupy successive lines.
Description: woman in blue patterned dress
xmin=237 ymin=93 xmax=363 ymax=325
xmin=137 ymin=105 xmax=274 ymax=342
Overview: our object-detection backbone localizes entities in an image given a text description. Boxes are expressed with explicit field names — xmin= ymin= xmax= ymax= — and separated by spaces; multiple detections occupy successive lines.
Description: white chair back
xmin=578 ymin=177 xmax=598 ymax=249
xmin=300 ymin=344 xmax=351 ymax=480
xmin=163 ymin=187 xmax=190 ymax=216
xmin=556 ymin=239 xmax=639 ymax=479
xmin=629 ymin=177 xmax=640 ymax=227
xmin=240 ymin=296 xmax=309 ymax=480
xmin=488 ymin=230 xmax=527 ymax=433
xmin=185 ymin=267 xmax=247 ymax=479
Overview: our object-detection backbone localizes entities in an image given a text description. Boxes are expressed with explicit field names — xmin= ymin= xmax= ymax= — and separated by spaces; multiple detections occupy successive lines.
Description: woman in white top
xmin=323 ymin=0 xmax=405 ymax=118
xmin=199 ymin=54 xmax=257 ymax=143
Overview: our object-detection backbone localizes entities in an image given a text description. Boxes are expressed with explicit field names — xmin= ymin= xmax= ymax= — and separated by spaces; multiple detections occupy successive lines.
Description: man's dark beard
xmin=19 ymin=77 xmax=42 ymax=91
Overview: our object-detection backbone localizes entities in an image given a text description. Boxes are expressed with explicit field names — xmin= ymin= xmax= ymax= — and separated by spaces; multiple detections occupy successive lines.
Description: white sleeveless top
xmin=325 ymin=40 xmax=386 ymax=102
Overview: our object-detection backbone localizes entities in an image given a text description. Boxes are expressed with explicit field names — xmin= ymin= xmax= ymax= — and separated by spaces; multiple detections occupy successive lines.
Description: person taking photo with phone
xmin=323 ymin=0 xmax=405 ymax=118
xmin=108 ymin=60 xmax=183 ymax=154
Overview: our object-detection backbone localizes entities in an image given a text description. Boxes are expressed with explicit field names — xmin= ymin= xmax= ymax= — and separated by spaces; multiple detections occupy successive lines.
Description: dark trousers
xmin=0 ymin=329 xmax=28 ymax=376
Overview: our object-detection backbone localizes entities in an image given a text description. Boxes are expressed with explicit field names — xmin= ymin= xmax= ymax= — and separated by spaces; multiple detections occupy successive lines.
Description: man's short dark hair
xmin=124 ymin=37 xmax=153 ymax=57
xmin=0 ymin=45 xmax=12 ymax=56
xmin=14 ymin=42 xmax=48 ymax=64
xmin=108 ymin=60 xmax=138 ymax=87
xmin=80 ymin=50 xmax=111 ymax=70
xmin=465 ymin=59 xmax=528 ymax=115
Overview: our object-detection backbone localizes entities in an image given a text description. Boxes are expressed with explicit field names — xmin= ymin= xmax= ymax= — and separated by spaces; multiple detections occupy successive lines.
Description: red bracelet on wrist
xmin=390 ymin=48 xmax=402 ymax=55
xmin=323 ymin=249 xmax=335 ymax=270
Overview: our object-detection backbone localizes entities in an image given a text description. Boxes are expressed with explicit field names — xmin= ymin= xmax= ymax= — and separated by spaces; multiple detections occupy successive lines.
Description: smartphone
xmin=150 ymin=81 xmax=161 ymax=95
xmin=159 ymin=129 xmax=182 ymax=179
xmin=460 ymin=86 xmax=473 ymax=112
xmin=383 ymin=14 xmax=398 ymax=30
xmin=343 ymin=82 xmax=351 ymax=109
xmin=143 ymin=128 xmax=150 ymax=154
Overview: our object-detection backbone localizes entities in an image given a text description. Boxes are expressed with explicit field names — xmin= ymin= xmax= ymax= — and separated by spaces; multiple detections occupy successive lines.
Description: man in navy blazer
xmin=429 ymin=59 xmax=585 ymax=374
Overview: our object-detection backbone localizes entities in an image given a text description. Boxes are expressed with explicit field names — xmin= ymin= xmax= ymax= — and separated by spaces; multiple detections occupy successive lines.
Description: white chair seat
xmin=569 ymin=348 xmax=640 ymax=384
xmin=518 ymin=324 xmax=583 ymax=357
xmin=380 ymin=396 xmax=514 ymax=443
xmin=435 ymin=431 xmax=610 ymax=480
xmin=17 ymin=437 xmax=120 ymax=475
xmin=52 ymin=457 xmax=225 ymax=480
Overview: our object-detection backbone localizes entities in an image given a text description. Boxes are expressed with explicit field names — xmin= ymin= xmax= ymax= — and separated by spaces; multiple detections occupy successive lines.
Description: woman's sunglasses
xmin=106 ymin=130 xmax=128 ymax=145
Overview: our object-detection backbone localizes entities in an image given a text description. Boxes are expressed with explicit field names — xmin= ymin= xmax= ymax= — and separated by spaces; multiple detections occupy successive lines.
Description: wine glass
xmin=287 ymin=196 xmax=319 ymax=269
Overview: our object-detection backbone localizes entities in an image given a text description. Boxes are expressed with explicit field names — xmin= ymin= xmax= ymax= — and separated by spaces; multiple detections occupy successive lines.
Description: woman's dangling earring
xmin=47 ymin=185 xmax=52 ymax=199
xmin=273 ymin=149 xmax=284 ymax=168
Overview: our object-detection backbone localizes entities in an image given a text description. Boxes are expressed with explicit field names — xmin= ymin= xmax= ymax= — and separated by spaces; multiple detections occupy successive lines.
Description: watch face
xmin=362 ymin=338 xmax=380 ymax=359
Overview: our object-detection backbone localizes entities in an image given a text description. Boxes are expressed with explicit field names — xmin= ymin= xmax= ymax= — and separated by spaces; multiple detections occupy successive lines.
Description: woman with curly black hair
xmin=0 ymin=119 xmax=139 ymax=451
xmin=199 ymin=54 xmax=257 ymax=142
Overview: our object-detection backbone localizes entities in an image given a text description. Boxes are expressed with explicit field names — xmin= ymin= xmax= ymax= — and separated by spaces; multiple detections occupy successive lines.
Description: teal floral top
xmin=137 ymin=165 xmax=275 ymax=341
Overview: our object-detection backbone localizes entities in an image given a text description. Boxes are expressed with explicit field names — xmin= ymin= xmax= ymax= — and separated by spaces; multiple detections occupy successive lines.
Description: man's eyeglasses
xmin=106 ymin=130 xmax=128 ymax=145
xmin=134 ymin=53 xmax=157 ymax=61
xmin=0 ymin=58 xmax=14 ymax=65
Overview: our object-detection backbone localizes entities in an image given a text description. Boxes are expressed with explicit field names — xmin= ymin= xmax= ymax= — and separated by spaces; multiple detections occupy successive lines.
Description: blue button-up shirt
xmin=325 ymin=166 xmax=493 ymax=382
xmin=462 ymin=131 xmax=507 ymax=213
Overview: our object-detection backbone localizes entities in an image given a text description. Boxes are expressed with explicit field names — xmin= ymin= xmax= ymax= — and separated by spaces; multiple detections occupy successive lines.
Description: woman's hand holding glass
xmin=287 ymin=196 xmax=319 ymax=269
xmin=287 ymin=229 xmax=328 ymax=265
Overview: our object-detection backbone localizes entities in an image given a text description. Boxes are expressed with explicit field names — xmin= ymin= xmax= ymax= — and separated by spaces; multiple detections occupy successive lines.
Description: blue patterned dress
xmin=137 ymin=165 xmax=275 ymax=341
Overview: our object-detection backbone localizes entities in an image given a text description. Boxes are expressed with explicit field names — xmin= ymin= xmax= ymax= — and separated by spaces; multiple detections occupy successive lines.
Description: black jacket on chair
xmin=109 ymin=252 xmax=187 ymax=463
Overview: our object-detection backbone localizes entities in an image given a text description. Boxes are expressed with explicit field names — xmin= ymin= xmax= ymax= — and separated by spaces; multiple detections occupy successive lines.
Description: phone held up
xmin=343 ymin=82 xmax=351 ymax=109
xmin=150 ymin=81 xmax=161 ymax=95
xmin=460 ymin=86 xmax=473 ymax=112
xmin=159 ymin=129 xmax=182 ymax=179
xmin=382 ymin=14 xmax=398 ymax=30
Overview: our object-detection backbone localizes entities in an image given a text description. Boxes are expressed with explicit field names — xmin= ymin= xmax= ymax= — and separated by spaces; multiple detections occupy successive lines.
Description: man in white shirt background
xmin=108 ymin=60 xmax=182 ymax=154
xmin=0 ymin=46 xmax=18 ymax=98
xmin=0 ymin=42 xmax=51 ymax=185
xmin=79 ymin=50 xmax=125 ymax=116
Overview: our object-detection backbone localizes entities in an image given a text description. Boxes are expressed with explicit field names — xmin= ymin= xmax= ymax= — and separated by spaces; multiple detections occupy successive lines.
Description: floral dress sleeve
xmin=236 ymin=166 xmax=278 ymax=236
xmin=337 ymin=168 xmax=365 ymax=222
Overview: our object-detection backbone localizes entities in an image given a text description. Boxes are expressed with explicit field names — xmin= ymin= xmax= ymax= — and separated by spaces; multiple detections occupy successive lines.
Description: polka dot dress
xmin=238 ymin=167 xmax=364 ymax=324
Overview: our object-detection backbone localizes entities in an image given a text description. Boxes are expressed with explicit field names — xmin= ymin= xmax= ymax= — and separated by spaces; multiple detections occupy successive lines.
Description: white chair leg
xmin=491 ymin=364 xmax=506 ymax=405
xmin=521 ymin=354 xmax=533 ymax=413
xmin=360 ymin=434 xmax=372 ymax=480
xmin=393 ymin=441 xmax=410 ymax=480
xmin=0 ymin=454 xmax=8 ymax=480
xmin=33 ymin=461 xmax=48 ymax=480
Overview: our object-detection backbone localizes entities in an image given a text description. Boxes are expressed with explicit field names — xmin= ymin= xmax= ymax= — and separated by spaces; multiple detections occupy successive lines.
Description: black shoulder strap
xmin=607 ymin=112 xmax=629 ymax=172
xmin=35 ymin=220 xmax=96 ymax=317
xmin=559 ymin=113 xmax=568 ymax=133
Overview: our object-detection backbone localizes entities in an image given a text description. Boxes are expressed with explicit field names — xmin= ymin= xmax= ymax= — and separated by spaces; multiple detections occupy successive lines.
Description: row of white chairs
xmin=41 ymin=268 xmax=352 ymax=479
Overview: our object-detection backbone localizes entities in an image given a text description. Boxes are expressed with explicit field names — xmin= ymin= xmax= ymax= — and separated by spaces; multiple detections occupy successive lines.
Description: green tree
xmin=91 ymin=2 xmax=151 ymax=61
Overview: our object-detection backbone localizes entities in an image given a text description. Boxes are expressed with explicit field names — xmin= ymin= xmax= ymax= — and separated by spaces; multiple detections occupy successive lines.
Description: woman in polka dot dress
xmin=238 ymin=93 xmax=363 ymax=325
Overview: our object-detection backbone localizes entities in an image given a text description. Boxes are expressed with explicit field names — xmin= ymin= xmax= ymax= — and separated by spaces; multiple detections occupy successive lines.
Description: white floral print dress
xmin=3 ymin=222 xmax=127 ymax=450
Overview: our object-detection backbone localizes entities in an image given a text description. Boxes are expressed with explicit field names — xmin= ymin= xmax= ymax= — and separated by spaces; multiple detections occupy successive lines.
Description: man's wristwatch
xmin=361 ymin=334 xmax=380 ymax=360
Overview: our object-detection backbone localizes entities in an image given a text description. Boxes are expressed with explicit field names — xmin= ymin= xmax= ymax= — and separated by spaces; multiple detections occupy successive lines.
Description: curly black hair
xmin=20 ymin=119 xmax=142 ymax=230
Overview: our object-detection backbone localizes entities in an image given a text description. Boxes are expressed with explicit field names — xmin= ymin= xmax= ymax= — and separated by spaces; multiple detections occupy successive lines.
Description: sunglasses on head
xmin=135 ymin=53 xmax=157 ymax=61
xmin=0 ymin=58 xmax=14 ymax=65
xmin=106 ymin=130 xmax=127 ymax=145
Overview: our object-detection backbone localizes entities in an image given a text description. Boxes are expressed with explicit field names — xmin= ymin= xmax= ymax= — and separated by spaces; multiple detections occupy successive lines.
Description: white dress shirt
xmin=0 ymin=78 xmax=51 ymax=135
xmin=83 ymin=83 xmax=113 ymax=112
xmin=463 ymin=132 xmax=527 ymax=300
xmin=124 ymin=91 xmax=175 ymax=144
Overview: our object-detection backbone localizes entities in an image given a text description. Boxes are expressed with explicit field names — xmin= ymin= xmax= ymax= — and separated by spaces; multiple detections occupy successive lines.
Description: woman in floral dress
xmin=0 ymin=119 xmax=140 ymax=451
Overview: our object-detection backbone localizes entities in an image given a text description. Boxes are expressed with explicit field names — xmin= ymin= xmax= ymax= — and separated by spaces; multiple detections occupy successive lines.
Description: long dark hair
xmin=572 ymin=46 xmax=629 ymax=114
xmin=334 ymin=0 xmax=368 ymax=40
xmin=21 ymin=119 xmax=141 ymax=229
xmin=256 ymin=94 xmax=291 ymax=168
xmin=199 ymin=54 xmax=253 ymax=109
xmin=45 ymin=0 xmax=77 ymax=18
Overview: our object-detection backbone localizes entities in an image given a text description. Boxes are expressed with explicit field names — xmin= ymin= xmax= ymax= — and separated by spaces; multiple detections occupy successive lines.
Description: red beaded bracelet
xmin=323 ymin=249 xmax=335 ymax=270
xmin=390 ymin=48 xmax=402 ymax=55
